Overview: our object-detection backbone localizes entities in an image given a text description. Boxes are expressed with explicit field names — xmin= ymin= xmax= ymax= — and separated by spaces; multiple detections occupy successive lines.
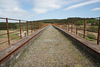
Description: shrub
xmin=87 ymin=33 xmax=96 ymax=40
xmin=86 ymin=26 xmax=98 ymax=33
xmin=78 ymin=26 xmax=84 ymax=30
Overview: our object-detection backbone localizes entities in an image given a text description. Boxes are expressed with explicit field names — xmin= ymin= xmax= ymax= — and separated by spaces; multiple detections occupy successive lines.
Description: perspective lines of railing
xmin=0 ymin=17 xmax=48 ymax=50
xmin=53 ymin=17 xmax=100 ymax=45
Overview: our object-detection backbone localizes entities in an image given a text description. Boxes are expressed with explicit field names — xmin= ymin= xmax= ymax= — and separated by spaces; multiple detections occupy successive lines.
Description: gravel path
xmin=11 ymin=25 xmax=99 ymax=67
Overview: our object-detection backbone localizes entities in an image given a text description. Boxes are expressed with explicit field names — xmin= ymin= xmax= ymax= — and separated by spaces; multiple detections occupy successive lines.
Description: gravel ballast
xmin=11 ymin=25 xmax=99 ymax=67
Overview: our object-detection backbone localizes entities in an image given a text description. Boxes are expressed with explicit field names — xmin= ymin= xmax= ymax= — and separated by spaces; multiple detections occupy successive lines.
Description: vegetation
xmin=86 ymin=26 xmax=98 ymax=33
xmin=36 ymin=17 xmax=98 ymax=25
xmin=0 ymin=22 xmax=45 ymax=30
xmin=86 ymin=33 xmax=96 ymax=40
xmin=0 ymin=17 xmax=99 ymax=32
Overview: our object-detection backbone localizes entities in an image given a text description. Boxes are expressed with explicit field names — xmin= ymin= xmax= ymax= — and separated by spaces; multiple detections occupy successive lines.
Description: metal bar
xmin=68 ymin=21 xmax=69 ymax=32
xmin=76 ymin=20 xmax=78 ymax=35
xmin=19 ymin=20 xmax=22 ymax=39
xmin=26 ymin=21 xmax=28 ymax=36
xmin=0 ymin=33 xmax=7 ymax=36
xmin=0 ymin=41 xmax=8 ymax=45
xmin=8 ymin=25 xmax=17 ymax=27
xmin=9 ymin=30 xmax=19 ymax=34
xmin=0 ymin=17 xmax=26 ymax=21
xmin=53 ymin=25 xmax=100 ymax=61
xmin=83 ymin=19 xmax=86 ymax=38
xmin=31 ymin=21 xmax=32 ymax=33
xmin=97 ymin=17 xmax=100 ymax=45
xmin=6 ymin=18 xmax=10 ymax=45
xmin=0 ymin=26 xmax=47 ymax=64
xmin=71 ymin=20 xmax=73 ymax=33
xmin=66 ymin=22 xmax=67 ymax=31
xmin=0 ymin=26 xmax=6 ymax=27
xmin=34 ymin=22 xmax=35 ymax=31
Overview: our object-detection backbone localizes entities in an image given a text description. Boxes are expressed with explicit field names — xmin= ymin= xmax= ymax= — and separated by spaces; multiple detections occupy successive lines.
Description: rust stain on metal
xmin=76 ymin=20 xmax=78 ymax=35
xmin=71 ymin=20 xmax=73 ymax=33
xmin=6 ymin=18 xmax=10 ymax=45
xmin=19 ymin=20 xmax=22 ymax=39
xmin=68 ymin=21 xmax=69 ymax=32
xmin=26 ymin=21 xmax=28 ymax=36
xmin=0 ymin=27 xmax=47 ymax=64
xmin=97 ymin=17 xmax=100 ymax=45
xmin=83 ymin=19 xmax=86 ymax=38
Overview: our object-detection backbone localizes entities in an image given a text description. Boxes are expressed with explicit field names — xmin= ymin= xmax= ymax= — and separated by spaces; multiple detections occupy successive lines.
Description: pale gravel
xmin=11 ymin=25 xmax=99 ymax=67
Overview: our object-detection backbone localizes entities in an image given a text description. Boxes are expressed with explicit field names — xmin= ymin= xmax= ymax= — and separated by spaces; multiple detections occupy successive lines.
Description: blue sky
xmin=0 ymin=0 xmax=100 ymax=21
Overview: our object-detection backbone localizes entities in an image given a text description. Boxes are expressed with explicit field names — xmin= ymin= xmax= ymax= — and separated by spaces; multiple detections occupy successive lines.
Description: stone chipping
xmin=11 ymin=25 xmax=100 ymax=67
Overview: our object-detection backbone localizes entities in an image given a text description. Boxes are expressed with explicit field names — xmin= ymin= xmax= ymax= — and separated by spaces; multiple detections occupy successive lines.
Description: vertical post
xmin=71 ymin=20 xmax=73 ymax=33
xmin=76 ymin=20 xmax=78 ymax=35
xmin=97 ymin=17 xmax=100 ymax=45
xmin=83 ymin=18 xmax=86 ymax=38
xmin=66 ymin=22 xmax=67 ymax=31
xmin=26 ymin=21 xmax=28 ymax=36
xmin=31 ymin=21 xmax=32 ymax=33
xmin=34 ymin=22 xmax=35 ymax=31
xmin=38 ymin=23 xmax=39 ymax=29
xmin=6 ymin=18 xmax=10 ymax=45
xmin=19 ymin=20 xmax=22 ymax=39
xmin=68 ymin=21 xmax=69 ymax=32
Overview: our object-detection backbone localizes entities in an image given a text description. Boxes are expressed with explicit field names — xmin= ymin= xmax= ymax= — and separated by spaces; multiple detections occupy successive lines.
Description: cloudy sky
xmin=0 ymin=0 xmax=100 ymax=21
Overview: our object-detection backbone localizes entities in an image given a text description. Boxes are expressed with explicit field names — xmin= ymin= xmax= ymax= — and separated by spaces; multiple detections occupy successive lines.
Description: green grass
xmin=85 ymin=36 xmax=94 ymax=41
xmin=86 ymin=33 xmax=96 ymax=40
xmin=0 ymin=35 xmax=6 ymax=38
xmin=86 ymin=26 xmax=98 ymax=33
xmin=80 ymin=35 xmax=96 ymax=41
xmin=0 ymin=33 xmax=20 ymax=39
xmin=10 ymin=33 xmax=20 ymax=40
xmin=11 ymin=48 xmax=29 ymax=67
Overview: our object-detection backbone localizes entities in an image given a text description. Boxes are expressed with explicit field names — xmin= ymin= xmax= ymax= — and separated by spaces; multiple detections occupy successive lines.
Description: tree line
xmin=0 ymin=22 xmax=45 ymax=30
xmin=36 ymin=17 xmax=99 ymax=26
xmin=0 ymin=17 xmax=99 ymax=30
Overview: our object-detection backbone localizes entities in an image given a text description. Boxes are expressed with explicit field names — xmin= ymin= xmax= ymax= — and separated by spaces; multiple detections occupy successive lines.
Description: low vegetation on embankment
xmin=0 ymin=21 xmax=48 ymax=49
xmin=40 ymin=17 xmax=98 ymax=44
xmin=0 ymin=17 xmax=99 ymax=49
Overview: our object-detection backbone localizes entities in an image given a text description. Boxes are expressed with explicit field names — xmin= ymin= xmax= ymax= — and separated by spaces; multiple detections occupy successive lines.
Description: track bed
xmin=11 ymin=25 xmax=100 ymax=67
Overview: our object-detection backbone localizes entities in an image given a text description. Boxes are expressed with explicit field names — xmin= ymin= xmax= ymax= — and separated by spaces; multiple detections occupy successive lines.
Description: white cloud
xmin=0 ymin=0 xmax=99 ymax=20
xmin=64 ymin=0 xmax=100 ymax=10
xmin=32 ymin=0 xmax=61 ymax=14
xmin=0 ymin=0 xmax=33 ymax=20
xmin=32 ymin=0 xmax=81 ymax=14
xmin=91 ymin=7 xmax=100 ymax=11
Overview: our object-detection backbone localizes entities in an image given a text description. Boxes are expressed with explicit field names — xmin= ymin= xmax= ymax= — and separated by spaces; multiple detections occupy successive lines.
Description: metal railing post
xmin=97 ymin=17 xmax=100 ymax=45
xmin=19 ymin=20 xmax=22 ymax=39
xmin=68 ymin=21 xmax=69 ymax=32
xmin=6 ymin=18 xmax=10 ymax=45
xmin=83 ymin=19 xmax=86 ymax=38
xmin=26 ymin=21 xmax=28 ymax=36
xmin=71 ymin=20 xmax=73 ymax=33
xmin=66 ymin=22 xmax=67 ymax=31
xmin=31 ymin=21 xmax=32 ymax=33
xmin=34 ymin=22 xmax=35 ymax=31
xmin=76 ymin=20 xmax=78 ymax=35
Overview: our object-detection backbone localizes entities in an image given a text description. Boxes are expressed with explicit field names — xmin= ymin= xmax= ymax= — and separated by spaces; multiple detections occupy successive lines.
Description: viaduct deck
xmin=11 ymin=25 xmax=100 ymax=67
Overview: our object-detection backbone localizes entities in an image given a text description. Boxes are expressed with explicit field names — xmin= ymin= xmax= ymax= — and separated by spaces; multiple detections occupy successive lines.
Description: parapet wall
xmin=53 ymin=25 xmax=100 ymax=63
xmin=0 ymin=26 xmax=48 ymax=67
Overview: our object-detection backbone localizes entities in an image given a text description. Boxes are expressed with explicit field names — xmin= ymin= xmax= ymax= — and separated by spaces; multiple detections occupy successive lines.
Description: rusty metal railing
xmin=0 ymin=17 xmax=47 ymax=50
xmin=53 ymin=17 xmax=100 ymax=45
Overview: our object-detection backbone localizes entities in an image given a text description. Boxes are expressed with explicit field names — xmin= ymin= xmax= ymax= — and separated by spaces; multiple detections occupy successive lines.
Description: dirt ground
xmin=11 ymin=25 xmax=99 ymax=67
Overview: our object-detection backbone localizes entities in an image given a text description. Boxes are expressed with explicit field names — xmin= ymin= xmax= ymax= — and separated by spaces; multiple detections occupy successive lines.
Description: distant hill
xmin=35 ymin=17 xmax=97 ymax=24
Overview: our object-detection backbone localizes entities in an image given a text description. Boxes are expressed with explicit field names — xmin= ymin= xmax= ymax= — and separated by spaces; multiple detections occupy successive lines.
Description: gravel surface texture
xmin=11 ymin=25 xmax=99 ymax=67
